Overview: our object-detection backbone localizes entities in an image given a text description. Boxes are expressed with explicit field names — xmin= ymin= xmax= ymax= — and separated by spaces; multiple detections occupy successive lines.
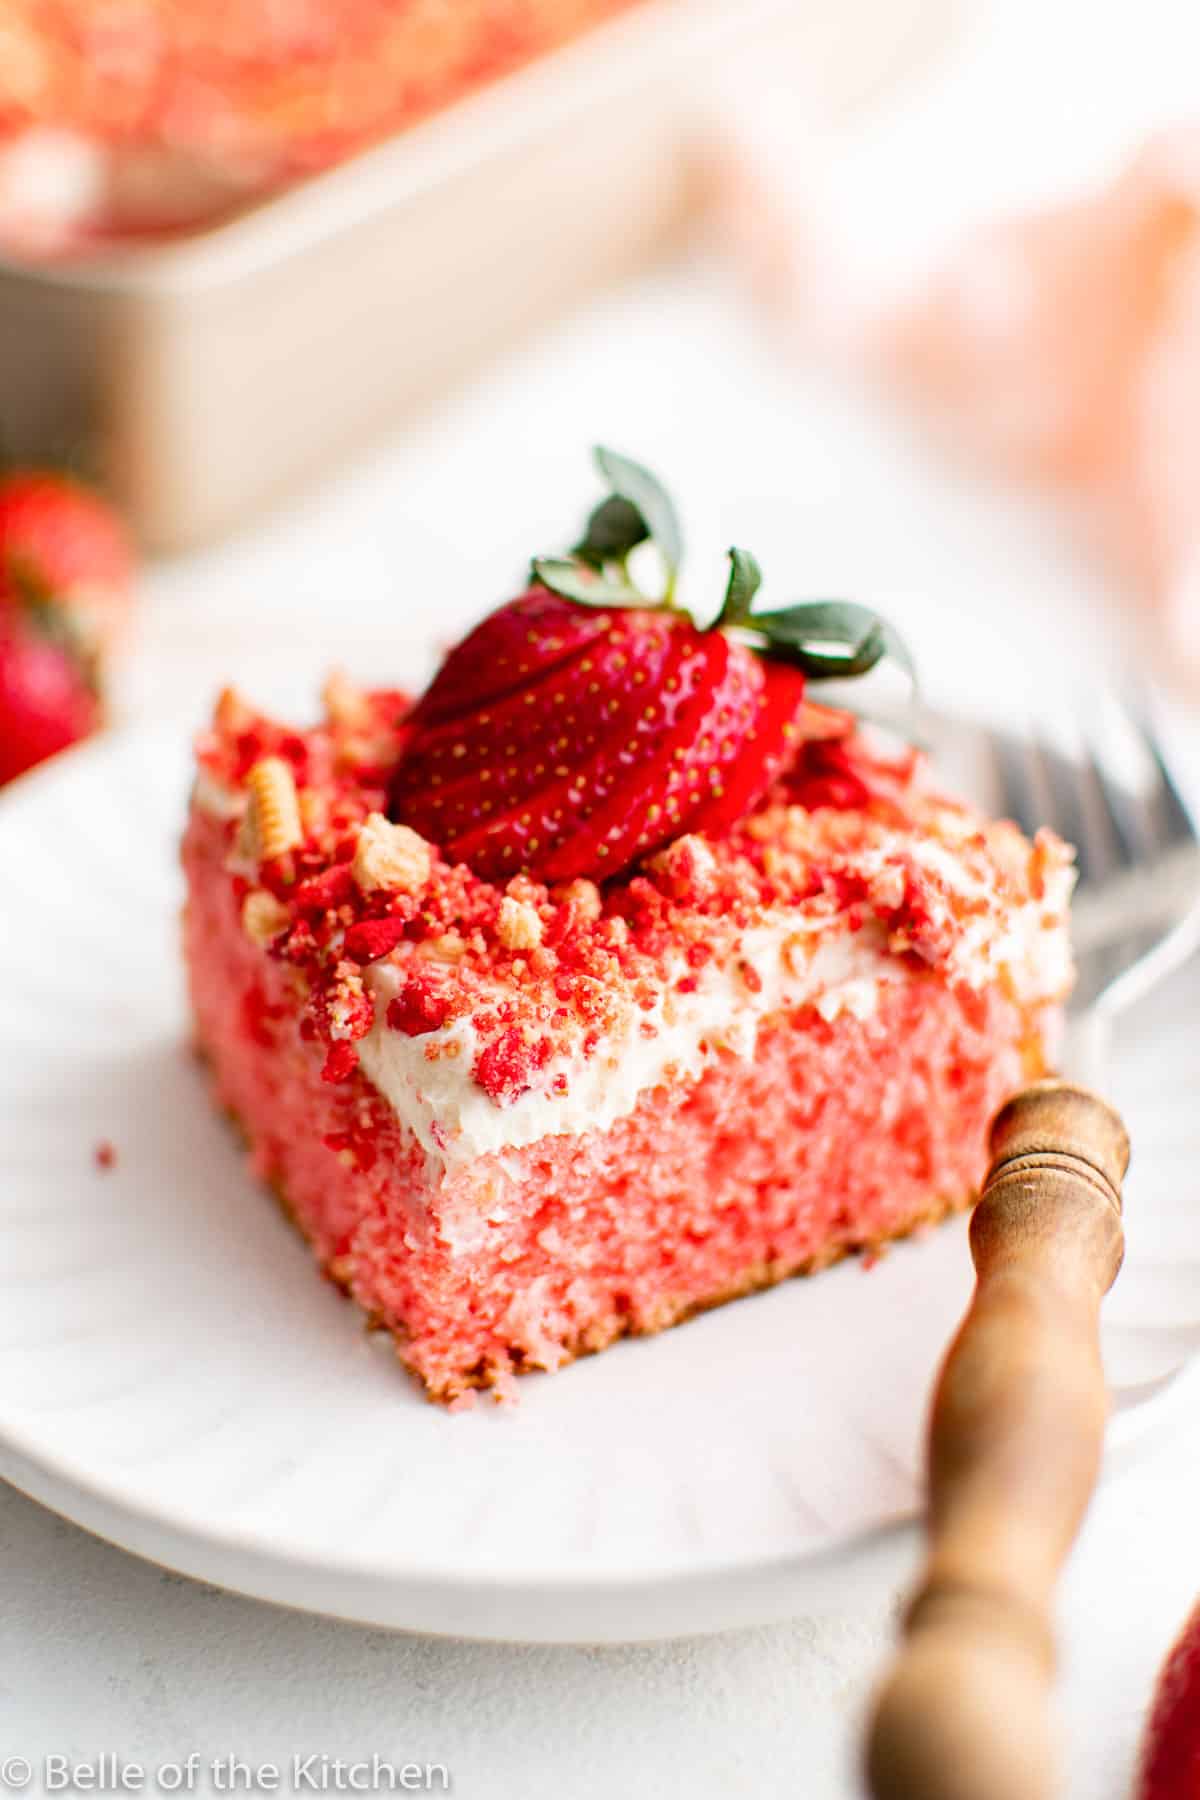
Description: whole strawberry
xmin=0 ymin=469 xmax=134 ymax=652
xmin=1139 ymin=1599 xmax=1200 ymax=1799
xmin=0 ymin=469 xmax=134 ymax=785
xmin=389 ymin=448 xmax=911 ymax=882
xmin=0 ymin=611 xmax=102 ymax=784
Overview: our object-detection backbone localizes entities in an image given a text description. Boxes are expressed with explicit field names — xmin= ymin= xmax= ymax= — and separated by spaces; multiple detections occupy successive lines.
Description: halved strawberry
xmin=388 ymin=449 xmax=912 ymax=884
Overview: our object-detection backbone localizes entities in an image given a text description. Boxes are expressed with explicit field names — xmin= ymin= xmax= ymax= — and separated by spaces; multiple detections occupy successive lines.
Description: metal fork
xmin=866 ymin=694 xmax=1200 ymax=1800
xmin=987 ymin=696 xmax=1200 ymax=1057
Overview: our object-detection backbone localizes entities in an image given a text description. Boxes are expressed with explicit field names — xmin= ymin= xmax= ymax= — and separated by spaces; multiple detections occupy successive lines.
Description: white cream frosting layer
xmin=356 ymin=921 xmax=896 ymax=1168
xmin=355 ymin=839 xmax=1070 ymax=1169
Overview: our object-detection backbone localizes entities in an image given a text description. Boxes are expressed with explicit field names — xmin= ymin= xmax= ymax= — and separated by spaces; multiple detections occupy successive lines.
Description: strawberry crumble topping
xmin=191 ymin=680 xmax=1071 ymax=1126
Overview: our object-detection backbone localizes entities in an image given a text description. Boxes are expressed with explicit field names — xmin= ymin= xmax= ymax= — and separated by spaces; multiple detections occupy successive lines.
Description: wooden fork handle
xmin=865 ymin=1080 xmax=1129 ymax=1800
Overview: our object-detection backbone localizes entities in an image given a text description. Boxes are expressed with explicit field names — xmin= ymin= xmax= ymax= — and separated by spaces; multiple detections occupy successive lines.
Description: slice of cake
xmin=183 ymin=450 xmax=1073 ymax=1402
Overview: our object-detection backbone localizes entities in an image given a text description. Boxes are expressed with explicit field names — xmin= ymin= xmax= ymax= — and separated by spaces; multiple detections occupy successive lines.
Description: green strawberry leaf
xmin=531 ymin=557 xmax=646 ymax=608
xmin=593 ymin=447 xmax=683 ymax=580
xmin=574 ymin=493 xmax=649 ymax=566
xmin=718 ymin=546 xmax=763 ymax=625
xmin=745 ymin=600 xmax=917 ymax=686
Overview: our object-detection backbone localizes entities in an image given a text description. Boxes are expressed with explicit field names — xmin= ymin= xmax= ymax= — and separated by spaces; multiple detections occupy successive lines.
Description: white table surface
xmin=7 ymin=3 xmax=1200 ymax=1791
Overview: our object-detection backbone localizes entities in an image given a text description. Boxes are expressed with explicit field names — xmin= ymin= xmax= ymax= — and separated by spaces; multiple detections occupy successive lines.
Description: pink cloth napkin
xmin=711 ymin=118 xmax=1200 ymax=677
xmin=877 ymin=129 xmax=1200 ymax=662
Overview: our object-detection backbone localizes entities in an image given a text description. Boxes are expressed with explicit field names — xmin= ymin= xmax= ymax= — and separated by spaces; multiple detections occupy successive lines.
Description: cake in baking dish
xmin=182 ymin=451 xmax=1073 ymax=1402
xmin=0 ymin=0 xmax=645 ymax=248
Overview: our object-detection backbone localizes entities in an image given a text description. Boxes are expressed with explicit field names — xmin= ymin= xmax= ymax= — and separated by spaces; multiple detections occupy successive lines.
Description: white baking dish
xmin=0 ymin=0 xmax=950 ymax=549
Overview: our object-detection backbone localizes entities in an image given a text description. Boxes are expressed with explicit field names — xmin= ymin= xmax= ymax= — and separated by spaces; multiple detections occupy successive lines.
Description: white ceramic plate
xmin=2 ymin=724 xmax=1199 ymax=1642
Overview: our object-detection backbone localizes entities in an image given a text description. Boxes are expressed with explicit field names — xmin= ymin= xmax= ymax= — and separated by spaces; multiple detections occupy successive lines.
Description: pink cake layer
xmin=184 ymin=803 xmax=1047 ymax=1401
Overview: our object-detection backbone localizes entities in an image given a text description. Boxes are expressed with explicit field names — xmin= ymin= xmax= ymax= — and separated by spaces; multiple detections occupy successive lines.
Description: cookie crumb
xmin=322 ymin=668 xmax=371 ymax=730
xmin=497 ymin=895 xmax=543 ymax=951
xmin=244 ymin=756 xmax=303 ymax=862
xmin=352 ymin=813 xmax=433 ymax=896
xmin=242 ymin=888 xmax=290 ymax=946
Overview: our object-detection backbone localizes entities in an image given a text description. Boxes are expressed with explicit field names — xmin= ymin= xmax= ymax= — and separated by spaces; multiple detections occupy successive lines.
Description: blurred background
xmin=2 ymin=0 xmax=1200 ymax=783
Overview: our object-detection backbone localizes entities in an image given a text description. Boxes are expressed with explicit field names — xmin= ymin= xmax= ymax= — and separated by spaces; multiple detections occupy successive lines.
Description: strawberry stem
xmin=534 ymin=452 xmax=917 ymax=694
xmin=717 ymin=547 xmax=763 ymax=625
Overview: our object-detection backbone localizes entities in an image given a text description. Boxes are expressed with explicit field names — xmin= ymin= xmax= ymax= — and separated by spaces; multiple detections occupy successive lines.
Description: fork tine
xmin=1078 ymin=739 xmax=1146 ymax=875
xmin=1036 ymin=738 xmax=1114 ymax=888
xmin=975 ymin=691 xmax=1199 ymax=1019
xmin=1130 ymin=703 xmax=1198 ymax=853
xmin=1047 ymin=695 xmax=1197 ymax=891
xmin=990 ymin=731 xmax=1047 ymax=843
